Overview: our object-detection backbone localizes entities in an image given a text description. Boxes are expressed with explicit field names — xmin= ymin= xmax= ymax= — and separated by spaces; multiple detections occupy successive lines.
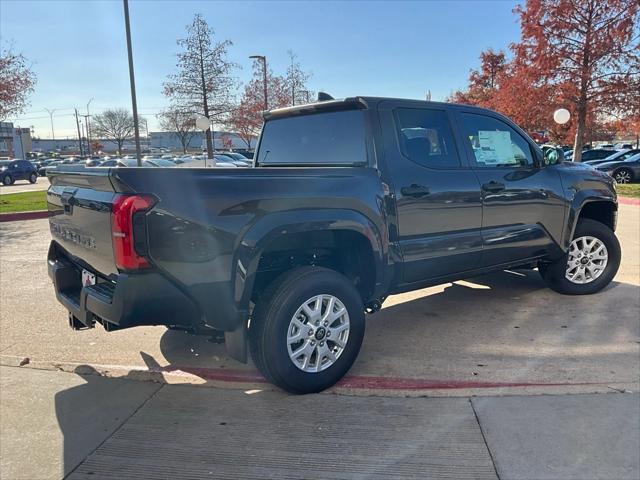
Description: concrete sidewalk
xmin=1 ymin=366 xmax=638 ymax=480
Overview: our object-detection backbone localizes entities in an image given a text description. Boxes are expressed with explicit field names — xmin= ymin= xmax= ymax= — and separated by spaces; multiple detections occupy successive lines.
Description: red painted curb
xmin=619 ymin=196 xmax=640 ymax=206
xmin=155 ymin=365 xmax=601 ymax=391
xmin=0 ymin=210 xmax=50 ymax=222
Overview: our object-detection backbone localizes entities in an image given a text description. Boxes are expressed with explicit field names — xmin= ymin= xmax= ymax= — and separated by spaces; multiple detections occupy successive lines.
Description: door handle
xmin=401 ymin=184 xmax=431 ymax=198
xmin=481 ymin=181 xmax=505 ymax=193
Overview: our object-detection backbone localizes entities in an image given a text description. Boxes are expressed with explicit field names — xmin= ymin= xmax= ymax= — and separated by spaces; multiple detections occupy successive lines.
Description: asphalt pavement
xmin=0 ymin=177 xmax=50 ymax=195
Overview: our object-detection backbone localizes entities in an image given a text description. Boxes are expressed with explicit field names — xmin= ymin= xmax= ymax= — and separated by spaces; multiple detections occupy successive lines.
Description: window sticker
xmin=477 ymin=130 xmax=515 ymax=165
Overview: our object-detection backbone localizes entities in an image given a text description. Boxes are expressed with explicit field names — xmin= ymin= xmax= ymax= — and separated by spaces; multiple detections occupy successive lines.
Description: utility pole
xmin=82 ymin=115 xmax=91 ymax=155
xmin=123 ymin=0 xmax=142 ymax=166
xmin=250 ymin=55 xmax=268 ymax=111
xmin=44 ymin=108 xmax=56 ymax=142
xmin=74 ymin=109 xmax=84 ymax=156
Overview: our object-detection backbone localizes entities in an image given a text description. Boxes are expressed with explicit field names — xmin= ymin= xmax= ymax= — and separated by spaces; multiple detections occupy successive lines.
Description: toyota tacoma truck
xmin=46 ymin=96 xmax=621 ymax=393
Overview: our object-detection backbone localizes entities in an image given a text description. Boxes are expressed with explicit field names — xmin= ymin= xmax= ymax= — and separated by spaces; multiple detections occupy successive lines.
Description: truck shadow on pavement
xmin=155 ymin=268 xmax=638 ymax=388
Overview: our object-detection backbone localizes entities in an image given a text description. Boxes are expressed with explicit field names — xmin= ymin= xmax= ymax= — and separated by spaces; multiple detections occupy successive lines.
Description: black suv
xmin=1 ymin=160 xmax=38 ymax=186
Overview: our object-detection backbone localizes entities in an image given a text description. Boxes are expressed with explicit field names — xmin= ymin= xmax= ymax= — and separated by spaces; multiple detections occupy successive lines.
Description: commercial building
xmin=150 ymin=131 xmax=256 ymax=151
xmin=0 ymin=122 xmax=31 ymax=158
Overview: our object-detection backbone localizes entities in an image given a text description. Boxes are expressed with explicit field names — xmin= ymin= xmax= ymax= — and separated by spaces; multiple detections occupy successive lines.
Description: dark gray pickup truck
xmin=47 ymin=96 xmax=621 ymax=393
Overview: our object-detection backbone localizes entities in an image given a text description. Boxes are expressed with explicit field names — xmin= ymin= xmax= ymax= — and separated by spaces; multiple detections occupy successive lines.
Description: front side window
xmin=461 ymin=113 xmax=534 ymax=168
xmin=394 ymin=108 xmax=461 ymax=168
xmin=258 ymin=109 xmax=367 ymax=166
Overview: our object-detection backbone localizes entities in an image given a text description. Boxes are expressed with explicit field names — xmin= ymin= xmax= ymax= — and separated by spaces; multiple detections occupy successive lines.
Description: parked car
xmin=595 ymin=152 xmax=640 ymax=183
xmin=221 ymin=152 xmax=253 ymax=166
xmin=584 ymin=149 xmax=640 ymax=167
xmin=0 ymin=159 xmax=38 ymax=186
xmin=176 ymin=157 xmax=238 ymax=168
xmin=577 ymin=149 xmax=621 ymax=162
xmin=46 ymin=96 xmax=621 ymax=394
xmin=33 ymin=158 xmax=55 ymax=175
xmin=143 ymin=159 xmax=176 ymax=168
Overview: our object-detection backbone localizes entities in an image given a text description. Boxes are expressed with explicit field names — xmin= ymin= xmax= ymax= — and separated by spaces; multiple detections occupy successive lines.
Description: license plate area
xmin=82 ymin=269 xmax=96 ymax=287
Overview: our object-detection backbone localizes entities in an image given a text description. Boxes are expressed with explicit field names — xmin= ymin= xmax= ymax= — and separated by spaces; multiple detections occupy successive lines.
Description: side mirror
xmin=543 ymin=147 xmax=563 ymax=166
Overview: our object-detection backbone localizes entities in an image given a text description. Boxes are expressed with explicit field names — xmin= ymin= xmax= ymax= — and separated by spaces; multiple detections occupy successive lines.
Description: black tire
xmin=2 ymin=174 xmax=13 ymax=186
xmin=541 ymin=218 xmax=620 ymax=295
xmin=249 ymin=266 xmax=365 ymax=394
xmin=29 ymin=172 xmax=37 ymax=184
xmin=613 ymin=168 xmax=634 ymax=184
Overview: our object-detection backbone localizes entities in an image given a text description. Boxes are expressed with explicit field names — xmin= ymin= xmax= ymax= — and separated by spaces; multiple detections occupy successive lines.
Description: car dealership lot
xmin=1 ymin=203 xmax=638 ymax=397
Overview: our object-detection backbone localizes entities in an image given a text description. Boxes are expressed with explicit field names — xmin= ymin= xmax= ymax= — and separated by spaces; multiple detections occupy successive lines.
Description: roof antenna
xmin=317 ymin=92 xmax=334 ymax=102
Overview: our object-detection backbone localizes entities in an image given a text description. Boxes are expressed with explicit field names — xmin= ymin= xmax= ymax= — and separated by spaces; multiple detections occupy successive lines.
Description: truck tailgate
xmin=47 ymin=168 xmax=120 ymax=277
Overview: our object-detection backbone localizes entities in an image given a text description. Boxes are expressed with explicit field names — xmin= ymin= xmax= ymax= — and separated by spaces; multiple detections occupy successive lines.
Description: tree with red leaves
xmin=0 ymin=45 xmax=36 ymax=121
xmin=450 ymin=0 xmax=639 ymax=159
xmin=226 ymin=59 xmax=290 ymax=149
xmin=514 ymin=0 xmax=639 ymax=161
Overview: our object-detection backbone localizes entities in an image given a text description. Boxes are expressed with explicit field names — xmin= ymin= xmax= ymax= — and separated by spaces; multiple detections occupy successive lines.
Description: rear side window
xmin=395 ymin=108 xmax=461 ymax=168
xmin=460 ymin=113 xmax=534 ymax=168
xmin=257 ymin=110 xmax=367 ymax=166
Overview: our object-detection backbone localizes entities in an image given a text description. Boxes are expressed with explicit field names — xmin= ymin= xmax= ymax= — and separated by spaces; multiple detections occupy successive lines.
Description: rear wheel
xmin=613 ymin=168 xmax=634 ymax=184
xmin=2 ymin=174 xmax=13 ymax=186
xmin=249 ymin=266 xmax=365 ymax=394
xmin=540 ymin=218 xmax=620 ymax=295
xmin=29 ymin=172 xmax=37 ymax=184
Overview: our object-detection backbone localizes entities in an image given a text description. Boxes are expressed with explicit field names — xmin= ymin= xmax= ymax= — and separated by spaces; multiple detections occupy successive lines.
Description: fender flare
xmin=231 ymin=208 xmax=388 ymax=312
xmin=564 ymin=191 xmax=617 ymax=250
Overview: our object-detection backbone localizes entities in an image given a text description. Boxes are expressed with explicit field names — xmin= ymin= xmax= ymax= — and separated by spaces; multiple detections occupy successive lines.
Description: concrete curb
xmin=0 ymin=210 xmax=49 ymax=222
xmin=619 ymin=196 xmax=640 ymax=206
xmin=2 ymin=355 xmax=637 ymax=398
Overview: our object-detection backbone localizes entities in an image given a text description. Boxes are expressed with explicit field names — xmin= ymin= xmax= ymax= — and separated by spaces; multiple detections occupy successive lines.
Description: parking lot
xmin=1 ymin=203 xmax=638 ymax=397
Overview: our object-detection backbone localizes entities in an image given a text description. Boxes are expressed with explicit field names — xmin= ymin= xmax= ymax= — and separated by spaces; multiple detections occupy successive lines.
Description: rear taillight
xmin=111 ymin=194 xmax=156 ymax=270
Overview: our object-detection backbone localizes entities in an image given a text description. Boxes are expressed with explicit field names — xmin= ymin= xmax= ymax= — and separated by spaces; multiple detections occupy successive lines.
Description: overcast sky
xmin=1 ymin=0 xmax=521 ymax=138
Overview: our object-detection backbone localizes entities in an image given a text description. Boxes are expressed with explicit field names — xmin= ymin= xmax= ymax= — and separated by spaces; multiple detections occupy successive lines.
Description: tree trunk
xmin=572 ymin=99 xmax=588 ymax=162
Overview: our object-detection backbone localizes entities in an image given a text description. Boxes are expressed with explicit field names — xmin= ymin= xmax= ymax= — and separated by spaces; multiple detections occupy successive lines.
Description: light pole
xmin=86 ymin=98 xmax=94 ymax=155
xmin=249 ymin=55 xmax=268 ymax=111
xmin=123 ymin=0 xmax=142 ymax=166
xmin=44 ymin=108 xmax=56 ymax=143
xmin=15 ymin=125 xmax=24 ymax=159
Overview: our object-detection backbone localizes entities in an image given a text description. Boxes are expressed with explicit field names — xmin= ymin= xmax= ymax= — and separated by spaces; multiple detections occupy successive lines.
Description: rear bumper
xmin=47 ymin=242 xmax=200 ymax=331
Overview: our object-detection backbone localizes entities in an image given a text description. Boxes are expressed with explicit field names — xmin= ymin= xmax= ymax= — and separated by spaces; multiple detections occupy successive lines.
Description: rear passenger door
xmin=378 ymin=103 xmax=483 ymax=285
xmin=456 ymin=111 xmax=565 ymax=267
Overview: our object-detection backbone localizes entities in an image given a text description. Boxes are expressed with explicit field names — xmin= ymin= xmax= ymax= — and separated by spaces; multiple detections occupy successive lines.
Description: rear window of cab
xmin=257 ymin=110 xmax=368 ymax=166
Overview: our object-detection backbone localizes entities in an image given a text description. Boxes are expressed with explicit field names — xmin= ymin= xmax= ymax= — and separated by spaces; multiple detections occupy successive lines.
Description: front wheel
xmin=2 ymin=174 xmax=13 ymax=186
xmin=613 ymin=168 xmax=634 ymax=184
xmin=540 ymin=218 xmax=620 ymax=295
xmin=249 ymin=266 xmax=365 ymax=394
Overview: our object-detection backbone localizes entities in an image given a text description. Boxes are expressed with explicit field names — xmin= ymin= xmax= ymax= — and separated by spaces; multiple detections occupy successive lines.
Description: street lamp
xmin=123 ymin=0 xmax=142 ymax=166
xmin=249 ymin=55 xmax=268 ymax=111
xmin=15 ymin=125 xmax=24 ymax=159
xmin=44 ymin=108 xmax=56 ymax=142
xmin=86 ymin=98 xmax=94 ymax=155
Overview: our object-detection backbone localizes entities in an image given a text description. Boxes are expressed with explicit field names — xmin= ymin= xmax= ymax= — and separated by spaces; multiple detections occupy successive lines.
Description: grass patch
xmin=616 ymin=183 xmax=640 ymax=198
xmin=0 ymin=191 xmax=47 ymax=213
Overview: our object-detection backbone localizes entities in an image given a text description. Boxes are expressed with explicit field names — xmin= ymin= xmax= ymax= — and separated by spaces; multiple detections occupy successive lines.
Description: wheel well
xmin=251 ymin=230 xmax=376 ymax=304
xmin=578 ymin=201 xmax=616 ymax=231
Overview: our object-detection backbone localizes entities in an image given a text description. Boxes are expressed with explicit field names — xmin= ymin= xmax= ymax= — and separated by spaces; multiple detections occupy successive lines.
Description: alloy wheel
xmin=286 ymin=294 xmax=350 ymax=373
xmin=565 ymin=235 xmax=608 ymax=284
